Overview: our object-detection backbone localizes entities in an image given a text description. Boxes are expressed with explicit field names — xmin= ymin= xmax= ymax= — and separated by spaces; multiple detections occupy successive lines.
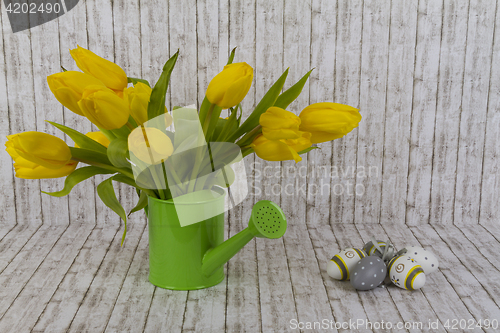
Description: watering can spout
xmin=201 ymin=200 xmax=287 ymax=277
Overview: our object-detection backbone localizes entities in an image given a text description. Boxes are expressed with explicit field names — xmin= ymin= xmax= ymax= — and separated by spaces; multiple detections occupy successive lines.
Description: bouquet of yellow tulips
xmin=5 ymin=46 xmax=361 ymax=244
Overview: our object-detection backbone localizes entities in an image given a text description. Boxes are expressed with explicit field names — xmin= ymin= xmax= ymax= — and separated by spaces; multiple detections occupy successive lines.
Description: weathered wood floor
xmin=1 ymin=214 xmax=499 ymax=332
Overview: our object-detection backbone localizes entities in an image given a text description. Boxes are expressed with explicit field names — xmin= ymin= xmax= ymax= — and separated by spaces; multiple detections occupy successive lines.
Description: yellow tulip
xmin=206 ymin=62 xmax=253 ymax=109
xmin=13 ymin=156 xmax=77 ymax=179
xmin=299 ymin=102 xmax=361 ymax=144
xmin=128 ymin=127 xmax=174 ymax=165
xmin=47 ymin=71 xmax=106 ymax=116
xmin=123 ymin=82 xmax=171 ymax=126
xmin=85 ymin=131 xmax=110 ymax=147
xmin=251 ymin=131 xmax=312 ymax=163
xmin=259 ymin=106 xmax=301 ymax=140
xmin=6 ymin=132 xmax=72 ymax=169
xmin=78 ymin=85 xmax=130 ymax=130
xmin=123 ymin=82 xmax=151 ymax=125
xmin=70 ymin=45 xmax=128 ymax=91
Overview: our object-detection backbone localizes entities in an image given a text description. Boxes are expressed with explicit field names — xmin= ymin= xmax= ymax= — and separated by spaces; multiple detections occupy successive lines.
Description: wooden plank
xmin=254 ymin=1 xmax=298 ymax=331
xmin=409 ymin=224 xmax=500 ymax=326
xmin=168 ymin=0 xmax=198 ymax=108
xmin=307 ymin=0 xmax=335 ymax=226
xmin=143 ymin=288 xmax=187 ymax=332
xmin=0 ymin=222 xmax=94 ymax=332
xmin=66 ymin=221 xmax=146 ymax=332
xmin=31 ymin=225 xmax=119 ymax=332
xmin=379 ymin=0 xmax=418 ymax=224
xmin=431 ymin=225 xmax=500 ymax=307
xmin=405 ymin=0 xmax=443 ymax=226
xmin=57 ymin=0 xmax=97 ymax=228
xmin=454 ymin=0 xmax=496 ymax=225
xmin=139 ymin=0 xmax=169 ymax=89
xmin=1 ymin=0 xmax=42 ymax=225
xmin=0 ymin=225 xmax=67 ymax=319
xmin=354 ymin=0 xmax=391 ymax=224
xmin=0 ymin=4 xmax=16 ymax=234
xmin=225 ymin=1 xmax=260 ymax=330
xmin=196 ymin=0 xmax=223 ymax=105
xmin=380 ymin=222 xmax=477 ymax=331
xmin=308 ymin=224 xmax=372 ymax=333
xmin=29 ymin=11 xmax=70 ymax=227
xmin=458 ymin=224 xmax=500 ymax=270
xmin=356 ymin=223 xmax=444 ymax=333
xmin=479 ymin=0 xmax=500 ymax=226
xmin=335 ymin=224 xmax=407 ymax=333
xmin=429 ymin=0 xmax=469 ymax=225
xmin=331 ymin=0 xmax=363 ymax=224
xmin=0 ymin=224 xmax=41 ymax=273
xmin=104 ymin=228 xmax=154 ymax=332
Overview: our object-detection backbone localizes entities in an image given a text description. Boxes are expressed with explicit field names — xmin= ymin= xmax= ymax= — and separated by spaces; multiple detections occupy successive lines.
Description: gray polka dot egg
xmin=350 ymin=256 xmax=387 ymax=291
xmin=399 ymin=246 xmax=439 ymax=274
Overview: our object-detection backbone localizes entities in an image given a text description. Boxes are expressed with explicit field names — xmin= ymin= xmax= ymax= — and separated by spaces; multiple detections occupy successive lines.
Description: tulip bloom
xmin=251 ymin=131 xmax=312 ymax=163
xmin=70 ymin=45 xmax=128 ymax=91
xmin=206 ymin=62 xmax=253 ymax=109
xmin=299 ymin=102 xmax=361 ymax=144
xmin=260 ymin=106 xmax=301 ymax=140
xmin=6 ymin=131 xmax=72 ymax=169
xmin=13 ymin=156 xmax=77 ymax=179
xmin=123 ymin=82 xmax=171 ymax=127
xmin=47 ymin=71 xmax=106 ymax=116
xmin=86 ymin=131 xmax=110 ymax=147
xmin=128 ymin=127 xmax=174 ymax=165
xmin=78 ymin=85 xmax=130 ymax=130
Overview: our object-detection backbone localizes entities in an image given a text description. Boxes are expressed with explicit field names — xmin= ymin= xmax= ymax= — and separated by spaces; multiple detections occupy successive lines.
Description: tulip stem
xmin=202 ymin=103 xmax=216 ymax=137
xmin=126 ymin=122 xmax=135 ymax=131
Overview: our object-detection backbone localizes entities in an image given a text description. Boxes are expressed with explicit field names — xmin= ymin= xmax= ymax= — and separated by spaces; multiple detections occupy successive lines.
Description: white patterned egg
xmin=327 ymin=248 xmax=367 ymax=281
xmin=399 ymin=246 xmax=439 ymax=274
xmin=388 ymin=255 xmax=426 ymax=290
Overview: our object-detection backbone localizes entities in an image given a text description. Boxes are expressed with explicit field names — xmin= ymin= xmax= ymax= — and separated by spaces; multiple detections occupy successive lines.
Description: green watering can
xmin=147 ymin=189 xmax=287 ymax=290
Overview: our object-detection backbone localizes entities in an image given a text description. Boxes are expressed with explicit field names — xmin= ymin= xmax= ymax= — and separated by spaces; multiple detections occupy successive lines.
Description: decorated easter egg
xmin=363 ymin=240 xmax=389 ymax=258
xmin=327 ymin=248 xmax=367 ymax=281
xmin=399 ymin=246 xmax=439 ymax=274
xmin=350 ymin=256 xmax=387 ymax=291
xmin=388 ymin=255 xmax=426 ymax=290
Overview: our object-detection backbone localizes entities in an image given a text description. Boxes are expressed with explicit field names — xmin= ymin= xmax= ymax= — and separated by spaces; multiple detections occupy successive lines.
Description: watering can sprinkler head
xmin=201 ymin=200 xmax=287 ymax=276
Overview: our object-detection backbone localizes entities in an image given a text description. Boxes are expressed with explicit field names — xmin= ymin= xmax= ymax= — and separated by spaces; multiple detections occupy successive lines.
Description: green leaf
xmin=97 ymin=178 xmax=128 ymax=246
xmin=227 ymin=68 xmax=289 ymax=142
xmin=127 ymin=77 xmax=151 ymax=87
xmin=274 ymin=69 xmax=314 ymax=109
xmin=69 ymin=147 xmax=113 ymax=166
xmin=205 ymin=105 xmax=223 ymax=142
xmin=227 ymin=47 xmax=237 ymax=65
xmin=198 ymin=96 xmax=212 ymax=127
xmin=47 ymin=121 xmax=107 ymax=154
xmin=107 ymin=138 xmax=130 ymax=168
xmin=112 ymin=173 xmax=139 ymax=188
xmin=297 ymin=146 xmax=319 ymax=155
xmin=42 ymin=166 xmax=114 ymax=197
xmin=128 ymin=190 xmax=148 ymax=216
xmin=148 ymin=50 xmax=179 ymax=120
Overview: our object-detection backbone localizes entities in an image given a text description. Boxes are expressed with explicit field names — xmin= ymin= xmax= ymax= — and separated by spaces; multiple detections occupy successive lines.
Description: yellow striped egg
xmin=388 ymin=255 xmax=426 ymax=290
xmin=327 ymin=248 xmax=367 ymax=281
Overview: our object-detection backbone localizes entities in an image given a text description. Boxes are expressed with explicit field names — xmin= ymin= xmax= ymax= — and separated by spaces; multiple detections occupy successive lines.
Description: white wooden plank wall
xmin=0 ymin=0 xmax=498 ymax=228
